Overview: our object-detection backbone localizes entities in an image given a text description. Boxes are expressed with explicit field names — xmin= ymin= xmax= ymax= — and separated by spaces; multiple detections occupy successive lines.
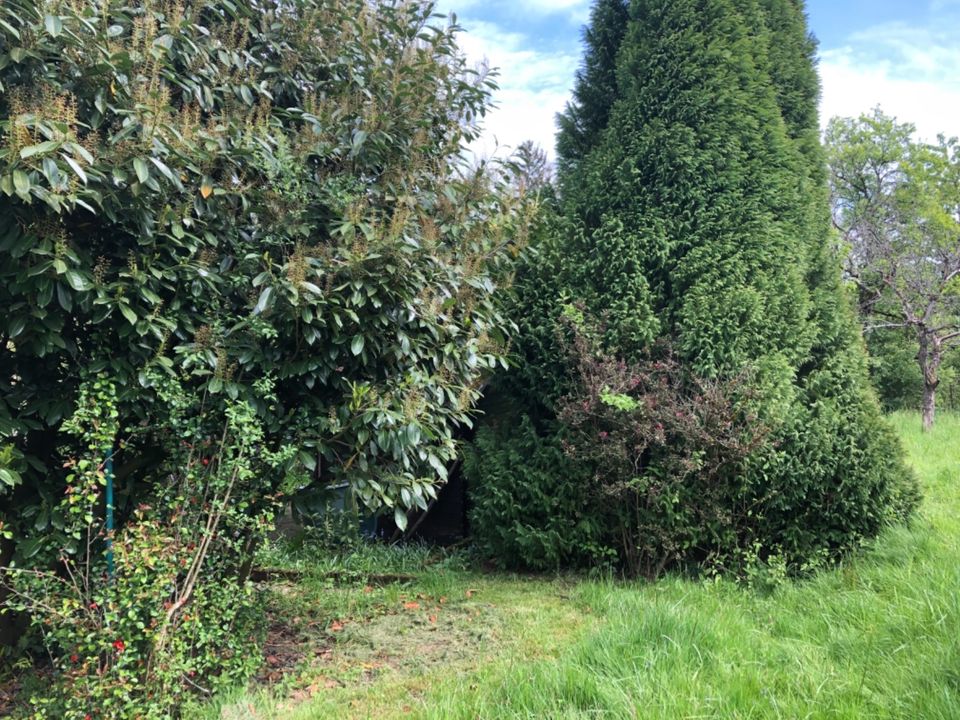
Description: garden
xmin=1 ymin=0 xmax=957 ymax=718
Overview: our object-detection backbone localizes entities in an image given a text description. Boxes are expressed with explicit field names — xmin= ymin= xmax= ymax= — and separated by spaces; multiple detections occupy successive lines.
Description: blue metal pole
xmin=105 ymin=446 xmax=114 ymax=581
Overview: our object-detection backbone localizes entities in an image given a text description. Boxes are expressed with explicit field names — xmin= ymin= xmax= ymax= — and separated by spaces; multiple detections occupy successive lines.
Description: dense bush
xmin=465 ymin=413 xmax=612 ymax=571
xmin=0 ymin=0 xmax=528 ymax=712
xmin=470 ymin=0 xmax=918 ymax=575
xmin=0 ymin=0 xmax=526 ymax=553
xmin=555 ymin=318 xmax=771 ymax=578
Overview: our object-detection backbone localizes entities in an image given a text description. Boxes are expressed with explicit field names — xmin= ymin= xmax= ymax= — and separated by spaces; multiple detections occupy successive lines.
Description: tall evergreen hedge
xmin=468 ymin=0 xmax=919 ymax=574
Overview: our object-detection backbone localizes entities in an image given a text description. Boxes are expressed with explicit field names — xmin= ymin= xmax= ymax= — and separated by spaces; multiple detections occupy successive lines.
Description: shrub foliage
xmin=0 ymin=0 xmax=527 ymax=713
xmin=466 ymin=413 xmax=610 ymax=572
xmin=556 ymin=319 xmax=771 ymax=578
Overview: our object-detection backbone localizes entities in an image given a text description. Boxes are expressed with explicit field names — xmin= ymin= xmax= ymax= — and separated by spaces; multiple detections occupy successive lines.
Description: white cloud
xmin=455 ymin=18 xmax=582 ymax=159
xmin=819 ymin=21 xmax=960 ymax=141
xmin=819 ymin=49 xmax=960 ymax=141
xmin=449 ymin=0 xmax=590 ymax=24
xmin=454 ymin=4 xmax=960 ymax=163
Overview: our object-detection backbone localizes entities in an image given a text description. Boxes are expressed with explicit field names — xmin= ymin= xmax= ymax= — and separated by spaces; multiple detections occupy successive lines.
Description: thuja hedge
xmin=469 ymin=0 xmax=919 ymax=576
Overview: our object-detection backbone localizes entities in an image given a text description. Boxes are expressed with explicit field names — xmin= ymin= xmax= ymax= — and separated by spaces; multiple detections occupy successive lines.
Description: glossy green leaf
xmin=133 ymin=157 xmax=150 ymax=184
xmin=20 ymin=140 xmax=60 ymax=159
xmin=350 ymin=334 xmax=365 ymax=356
xmin=253 ymin=287 xmax=273 ymax=315
xmin=393 ymin=506 xmax=408 ymax=531
xmin=0 ymin=467 xmax=21 ymax=487
xmin=63 ymin=155 xmax=87 ymax=184
xmin=64 ymin=270 xmax=90 ymax=291
xmin=44 ymin=15 xmax=63 ymax=37
xmin=118 ymin=303 xmax=137 ymax=325
xmin=12 ymin=170 xmax=29 ymax=194
xmin=7 ymin=317 xmax=26 ymax=339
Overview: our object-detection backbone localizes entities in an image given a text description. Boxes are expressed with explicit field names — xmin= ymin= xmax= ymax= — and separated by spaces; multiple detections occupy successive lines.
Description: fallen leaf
xmin=329 ymin=620 xmax=344 ymax=632
xmin=466 ymin=589 xmax=477 ymax=598
xmin=200 ymin=183 xmax=213 ymax=199
xmin=429 ymin=615 xmax=437 ymax=623
xmin=403 ymin=601 xmax=421 ymax=610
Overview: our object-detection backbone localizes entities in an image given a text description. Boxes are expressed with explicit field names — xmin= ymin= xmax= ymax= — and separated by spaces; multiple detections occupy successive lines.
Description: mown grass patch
xmin=195 ymin=413 xmax=960 ymax=719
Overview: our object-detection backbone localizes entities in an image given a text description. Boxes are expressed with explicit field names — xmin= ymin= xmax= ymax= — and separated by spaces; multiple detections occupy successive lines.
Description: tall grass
xmin=413 ymin=413 xmax=960 ymax=719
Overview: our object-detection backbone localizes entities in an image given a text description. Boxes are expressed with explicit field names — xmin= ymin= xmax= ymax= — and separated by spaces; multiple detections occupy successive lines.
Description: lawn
xmin=194 ymin=412 xmax=960 ymax=719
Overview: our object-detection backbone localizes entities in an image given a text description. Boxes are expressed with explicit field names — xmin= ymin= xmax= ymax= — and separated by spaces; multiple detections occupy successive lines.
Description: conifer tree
xmin=471 ymin=0 xmax=918 ymax=572
xmin=556 ymin=0 xmax=630 ymax=177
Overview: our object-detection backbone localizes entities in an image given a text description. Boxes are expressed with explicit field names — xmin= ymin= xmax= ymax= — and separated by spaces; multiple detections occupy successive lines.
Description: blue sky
xmin=443 ymin=0 xmax=960 ymax=158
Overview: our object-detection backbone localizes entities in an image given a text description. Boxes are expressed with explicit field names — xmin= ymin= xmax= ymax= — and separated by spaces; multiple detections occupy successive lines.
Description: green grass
xmin=195 ymin=412 xmax=960 ymax=719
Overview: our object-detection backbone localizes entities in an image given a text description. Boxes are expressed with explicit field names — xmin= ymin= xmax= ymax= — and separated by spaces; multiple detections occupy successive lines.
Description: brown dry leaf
xmin=330 ymin=620 xmax=344 ymax=632
xmin=403 ymin=601 xmax=421 ymax=610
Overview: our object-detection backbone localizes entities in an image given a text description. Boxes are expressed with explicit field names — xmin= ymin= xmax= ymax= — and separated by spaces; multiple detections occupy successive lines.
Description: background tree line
xmin=826 ymin=109 xmax=960 ymax=429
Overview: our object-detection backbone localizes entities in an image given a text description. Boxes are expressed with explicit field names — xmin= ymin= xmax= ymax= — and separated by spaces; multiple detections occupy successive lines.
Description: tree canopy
xmin=0 ymin=2 xmax=531 ymax=710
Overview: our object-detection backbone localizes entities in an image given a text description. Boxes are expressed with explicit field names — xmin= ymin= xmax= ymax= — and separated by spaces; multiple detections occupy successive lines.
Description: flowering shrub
xmin=0 ymin=0 xmax=527 ymax=566
xmin=1 ymin=0 xmax=531 ymax=707
xmin=3 ymin=374 xmax=296 ymax=718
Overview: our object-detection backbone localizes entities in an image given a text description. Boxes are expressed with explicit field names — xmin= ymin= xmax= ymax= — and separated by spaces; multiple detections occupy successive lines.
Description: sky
xmin=441 ymin=0 xmax=960 ymax=159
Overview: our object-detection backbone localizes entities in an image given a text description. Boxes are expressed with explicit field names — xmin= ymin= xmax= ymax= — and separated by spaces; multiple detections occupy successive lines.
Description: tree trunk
xmin=918 ymin=332 xmax=942 ymax=432
xmin=922 ymin=380 xmax=937 ymax=431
